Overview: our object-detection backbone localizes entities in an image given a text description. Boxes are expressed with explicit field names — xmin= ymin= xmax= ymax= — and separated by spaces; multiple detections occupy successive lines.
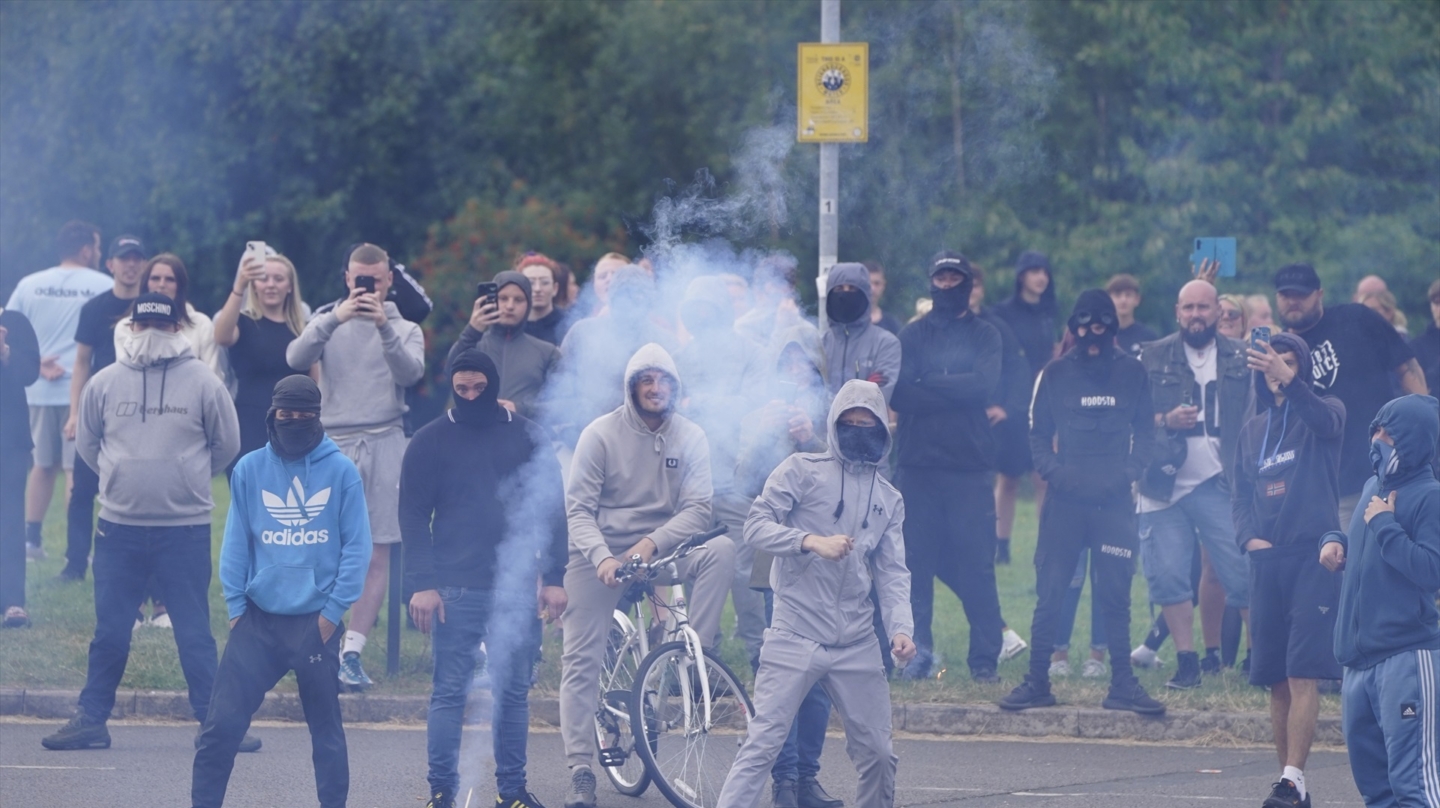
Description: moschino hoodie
xmin=220 ymin=436 xmax=372 ymax=625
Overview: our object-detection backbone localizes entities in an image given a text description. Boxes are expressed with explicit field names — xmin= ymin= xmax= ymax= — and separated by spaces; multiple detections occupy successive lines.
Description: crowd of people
xmin=0 ymin=218 xmax=1436 ymax=808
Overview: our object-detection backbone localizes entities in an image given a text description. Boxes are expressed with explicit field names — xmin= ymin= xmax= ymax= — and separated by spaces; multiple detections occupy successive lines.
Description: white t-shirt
xmin=4 ymin=266 xmax=114 ymax=406
xmin=1139 ymin=341 xmax=1223 ymax=513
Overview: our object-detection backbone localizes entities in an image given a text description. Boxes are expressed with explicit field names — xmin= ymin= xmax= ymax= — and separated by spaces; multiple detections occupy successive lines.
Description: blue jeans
xmin=1138 ymin=475 xmax=1249 ymax=608
xmin=79 ymin=520 xmax=216 ymax=722
xmin=427 ymin=587 xmax=538 ymax=797
xmin=764 ymin=589 xmax=829 ymax=781
xmin=1054 ymin=548 xmax=1106 ymax=653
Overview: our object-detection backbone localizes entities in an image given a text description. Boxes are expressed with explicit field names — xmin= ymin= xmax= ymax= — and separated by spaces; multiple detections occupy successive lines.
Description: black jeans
xmin=898 ymin=468 xmax=1004 ymax=674
xmin=64 ymin=456 xmax=100 ymax=575
xmin=0 ymin=451 xmax=30 ymax=610
xmin=192 ymin=605 xmax=347 ymax=808
xmin=1026 ymin=494 xmax=1137 ymax=686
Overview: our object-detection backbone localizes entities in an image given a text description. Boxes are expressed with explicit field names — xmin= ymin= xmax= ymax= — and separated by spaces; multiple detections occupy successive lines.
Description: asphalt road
xmin=0 ymin=718 xmax=1363 ymax=807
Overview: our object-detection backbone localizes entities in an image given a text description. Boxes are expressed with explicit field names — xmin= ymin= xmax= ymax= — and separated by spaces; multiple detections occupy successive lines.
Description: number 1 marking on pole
xmin=822 ymin=198 xmax=835 ymax=214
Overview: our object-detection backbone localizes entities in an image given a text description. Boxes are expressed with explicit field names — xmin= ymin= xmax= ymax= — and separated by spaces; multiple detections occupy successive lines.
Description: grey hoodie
xmin=744 ymin=379 xmax=913 ymax=647
xmin=78 ymin=345 xmax=240 ymax=526
xmin=446 ymin=271 xmax=561 ymax=421
xmin=566 ymin=343 xmax=714 ymax=569
xmin=285 ymin=300 xmax=425 ymax=432
xmin=822 ymin=262 xmax=902 ymax=405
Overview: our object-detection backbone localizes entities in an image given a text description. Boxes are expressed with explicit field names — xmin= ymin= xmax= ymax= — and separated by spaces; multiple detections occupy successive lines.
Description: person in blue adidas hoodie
xmin=192 ymin=375 xmax=372 ymax=808
xmin=1320 ymin=394 xmax=1440 ymax=808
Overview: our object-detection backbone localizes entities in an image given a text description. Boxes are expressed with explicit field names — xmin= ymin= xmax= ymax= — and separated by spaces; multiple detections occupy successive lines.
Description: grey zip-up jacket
xmin=78 ymin=346 xmax=240 ymax=526
xmin=566 ymin=343 xmax=714 ymax=570
xmin=445 ymin=271 xmax=561 ymax=421
xmin=285 ymin=300 xmax=425 ymax=432
xmin=822 ymin=262 xmax=902 ymax=405
xmin=744 ymin=379 xmax=914 ymax=647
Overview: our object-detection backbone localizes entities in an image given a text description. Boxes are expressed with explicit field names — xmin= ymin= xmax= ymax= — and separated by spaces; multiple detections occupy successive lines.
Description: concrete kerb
xmin=1 ymin=687 xmax=1342 ymax=745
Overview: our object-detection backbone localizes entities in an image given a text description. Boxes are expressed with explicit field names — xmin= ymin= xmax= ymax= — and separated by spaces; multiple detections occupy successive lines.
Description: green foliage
xmin=2 ymin=0 xmax=1435 ymax=332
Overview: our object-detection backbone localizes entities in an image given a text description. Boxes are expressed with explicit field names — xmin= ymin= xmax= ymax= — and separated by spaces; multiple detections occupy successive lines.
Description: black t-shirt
xmin=73 ymin=290 xmax=136 ymax=372
xmin=230 ymin=315 xmax=302 ymax=457
xmin=1116 ymin=321 xmax=1159 ymax=358
xmin=1293 ymin=303 xmax=1416 ymax=495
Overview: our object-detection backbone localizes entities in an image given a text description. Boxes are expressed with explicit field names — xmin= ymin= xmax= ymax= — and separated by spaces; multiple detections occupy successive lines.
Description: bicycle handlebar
xmin=614 ymin=525 xmax=729 ymax=583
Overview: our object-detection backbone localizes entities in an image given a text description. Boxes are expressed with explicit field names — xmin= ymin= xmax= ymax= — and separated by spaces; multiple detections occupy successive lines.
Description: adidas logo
xmin=1318 ymin=606 xmax=1330 ymax=614
xmin=1401 ymin=703 xmax=1417 ymax=719
xmin=263 ymin=477 xmax=331 ymax=526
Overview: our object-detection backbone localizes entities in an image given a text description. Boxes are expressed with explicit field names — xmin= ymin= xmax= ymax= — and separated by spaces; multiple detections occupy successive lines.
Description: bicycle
xmin=597 ymin=525 xmax=753 ymax=808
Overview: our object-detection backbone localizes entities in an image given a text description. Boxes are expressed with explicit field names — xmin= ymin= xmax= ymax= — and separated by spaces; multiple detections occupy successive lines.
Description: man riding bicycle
xmin=560 ymin=343 xmax=736 ymax=808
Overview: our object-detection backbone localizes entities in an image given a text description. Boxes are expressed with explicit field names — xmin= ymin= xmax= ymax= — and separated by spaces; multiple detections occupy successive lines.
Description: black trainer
xmin=772 ymin=779 xmax=798 ymax=808
xmin=1102 ymin=677 xmax=1166 ymax=716
xmin=998 ymin=676 xmax=1056 ymax=711
xmin=995 ymin=538 xmax=1012 ymax=565
xmin=424 ymin=788 xmax=455 ymax=808
xmin=41 ymin=714 xmax=111 ymax=750
xmin=971 ymin=668 xmax=1000 ymax=684
xmin=1262 ymin=778 xmax=1311 ymax=808
xmin=1200 ymin=649 xmax=1222 ymax=674
xmin=797 ymin=776 xmax=844 ymax=808
xmin=497 ymin=792 xmax=548 ymax=808
xmin=1167 ymin=650 xmax=1202 ymax=689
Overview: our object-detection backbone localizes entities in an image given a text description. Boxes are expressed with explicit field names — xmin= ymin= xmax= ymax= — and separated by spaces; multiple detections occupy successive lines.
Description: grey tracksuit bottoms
xmin=717 ymin=627 xmax=897 ymax=808
xmin=558 ymin=536 xmax=737 ymax=770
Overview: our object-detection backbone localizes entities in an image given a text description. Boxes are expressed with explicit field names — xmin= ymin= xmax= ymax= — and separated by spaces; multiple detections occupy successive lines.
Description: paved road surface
xmin=0 ymin=718 xmax=1362 ymax=807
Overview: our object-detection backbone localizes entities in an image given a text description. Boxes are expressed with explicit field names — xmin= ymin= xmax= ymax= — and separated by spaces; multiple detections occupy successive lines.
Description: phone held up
xmin=354 ymin=275 xmax=377 ymax=295
xmin=1250 ymin=326 xmax=1271 ymax=350
xmin=245 ymin=241 xmax=267 ymax=267
xmin=1191 ymin=237 xmax=1237 ymax=278
xmin=476 ymin=282 xmax=499 ymax=308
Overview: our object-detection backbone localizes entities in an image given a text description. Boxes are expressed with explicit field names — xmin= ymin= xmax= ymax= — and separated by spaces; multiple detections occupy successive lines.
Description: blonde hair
xmin=242 ymin=254 xmax=306 ymax=336
xmin=1219 ymin=293 xmax=1248 ymax=336
xmin=1361 ymin=290 xmax=1408 ymax=332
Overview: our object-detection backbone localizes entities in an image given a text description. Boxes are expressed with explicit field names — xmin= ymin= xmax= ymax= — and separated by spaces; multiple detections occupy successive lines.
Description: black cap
xmin=929 ymin=250 xmax=974 ymax=279
xmin=108 ymin=235 xmax=146 ymax=260
xmin=270 ymin=375 xmax=322 ymax=413
xmin=130 ymin=292 xmax=180 ymax=325
xmin=1274 ymin=263 xmax=1321 ymax=294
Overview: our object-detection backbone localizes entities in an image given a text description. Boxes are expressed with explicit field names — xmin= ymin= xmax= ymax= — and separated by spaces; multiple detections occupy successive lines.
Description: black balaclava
xmin=929 ymin=250 xmax=975 ymax=318
xmin=827 ymin=288 xmax=868 ymax=324
xmin=448 ymin=349 xmax=504 ymax=427
xmin=836 ymin=420 xmax=888 ymax=463
xmin=1068 ymin=289 xmax=1118 ymax=358
xmin=266 ymin=375 xmax=325 ymax=460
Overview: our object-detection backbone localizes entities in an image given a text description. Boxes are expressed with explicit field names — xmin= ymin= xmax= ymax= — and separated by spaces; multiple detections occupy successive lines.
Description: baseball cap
xmin=108 ymin=235 xmax=147 ymax=260
xmin=929 ymin=250 xmax=973 ymax=278
xmin=1273 ymin=264 xmax=1321 ymax=294
xmin=131 ymin=292 xmax=180 ymax=325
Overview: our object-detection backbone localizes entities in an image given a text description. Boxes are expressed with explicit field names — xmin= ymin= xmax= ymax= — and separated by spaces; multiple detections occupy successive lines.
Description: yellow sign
xmin=797 ymin=42 xmax=868 ymax=143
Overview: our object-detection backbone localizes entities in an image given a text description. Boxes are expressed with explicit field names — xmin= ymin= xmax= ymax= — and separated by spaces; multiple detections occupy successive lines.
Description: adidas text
xmin=260 ymin=527 xmax=330 ymax=545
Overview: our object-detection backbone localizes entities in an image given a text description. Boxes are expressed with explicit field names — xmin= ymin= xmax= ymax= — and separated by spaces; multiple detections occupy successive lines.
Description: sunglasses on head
xmin=1074 ymin=311 xmax=1116 ymax=326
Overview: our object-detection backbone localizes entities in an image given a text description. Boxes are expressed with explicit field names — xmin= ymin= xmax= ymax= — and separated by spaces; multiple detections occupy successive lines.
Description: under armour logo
xmin=1318 ymin=606 xmax=1330 ymax=614
xmin=871 ymin=503 xmax=885 ymax=516
xmin=309 ymin=654 xmax=323 ymax=664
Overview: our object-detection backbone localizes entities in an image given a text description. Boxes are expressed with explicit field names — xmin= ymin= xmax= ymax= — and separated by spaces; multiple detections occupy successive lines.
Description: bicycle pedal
xmin=598 ymin=747 xmax=627 ymax=768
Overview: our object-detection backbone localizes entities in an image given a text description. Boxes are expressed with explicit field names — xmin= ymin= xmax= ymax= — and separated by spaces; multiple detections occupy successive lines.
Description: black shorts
xmin=992 ymin=419 xmax=1034 ymax=477
xmin=1247 ymin=543 xmax=1342 ymax=686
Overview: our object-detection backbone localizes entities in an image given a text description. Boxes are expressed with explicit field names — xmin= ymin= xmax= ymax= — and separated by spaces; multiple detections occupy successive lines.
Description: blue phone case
xmin=1191 ymin=237 xmax=1237 ymax=278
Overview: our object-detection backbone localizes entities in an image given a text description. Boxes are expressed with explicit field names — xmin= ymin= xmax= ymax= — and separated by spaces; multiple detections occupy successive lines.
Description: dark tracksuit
xmin=892 ymin=309 xmax=1005 ymax=674
xmin=0 ymin=310 xmax=39 ymax=611
xmin=1325 ymin=395 xmax=1440 ymax=807
xmin=1231 ymin=333 xmax=1346 ymax=686
xmin=1025 ymin=347 xmax=1155 ymax=686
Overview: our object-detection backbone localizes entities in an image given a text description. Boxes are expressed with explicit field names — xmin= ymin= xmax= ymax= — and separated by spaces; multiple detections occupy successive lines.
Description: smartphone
xmin=776 ymin=380 xmax=800 ymax=404
xmin=245 ymin=241 xmax=267 ymax=266
xmin=476 ymin=282 xmax=499 ymax=307
xmin=1191 ymin=237 xmax=1237 ymax=278
xmin=1250 ymin=326 xmax=1271 ymax=349
xmin=355 ymin=275 xmax=376 ymax=295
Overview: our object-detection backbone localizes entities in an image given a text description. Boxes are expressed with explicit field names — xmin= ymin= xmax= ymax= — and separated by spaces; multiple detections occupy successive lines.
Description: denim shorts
xmin=1138 ymin=475 xmax=1249 ymax=608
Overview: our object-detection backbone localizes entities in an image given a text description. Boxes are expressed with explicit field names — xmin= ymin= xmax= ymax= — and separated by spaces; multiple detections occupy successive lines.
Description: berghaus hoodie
xmin=1324 ymin=394 xmax=1440 ymax=670
xmin=220 ymin=436 xmax=373 ymax=625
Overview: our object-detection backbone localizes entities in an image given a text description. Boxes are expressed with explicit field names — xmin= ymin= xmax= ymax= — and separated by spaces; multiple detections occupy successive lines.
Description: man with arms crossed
xmin=1232 ymin=333 xmax=1345 ymax=808
xmin=286 ymin=243 xmax=425 ymax=690
xmin=559 ymin=343 xmax=733 ymax=808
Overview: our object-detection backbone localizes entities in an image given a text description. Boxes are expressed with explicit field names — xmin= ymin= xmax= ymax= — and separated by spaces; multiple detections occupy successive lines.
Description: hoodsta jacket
xmin=821 ymin=262 xmax=901 ymax=405
xmin=78 ymin=346 xmax=240 ymax=526
xmin=566 ymin=343 xmax=713 ymax=570
xmin=744 ymin=380 xmax=914 ymax=648
xmin=1325 ymin=394 xmax=1440 ymax=670
xmin=1232 ymin=332 xmax=1346 ymax=550
xmin=221 ymin=436 xmax=371 ymax=626
xmin=446 ymin=270 xmax=561 ymax=422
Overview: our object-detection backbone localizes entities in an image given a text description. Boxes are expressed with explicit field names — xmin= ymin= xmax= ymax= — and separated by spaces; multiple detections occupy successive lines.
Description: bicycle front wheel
xmin=595 ymin=613 xmax=649 ymax=796
xmin=630 ymin=641 xmax=754 ymax=808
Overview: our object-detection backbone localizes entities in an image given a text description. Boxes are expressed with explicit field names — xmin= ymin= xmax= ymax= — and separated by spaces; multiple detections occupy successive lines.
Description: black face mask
xmin=930 ymin=279 xmax=973 ymax=317
xmin=827 ymin=289 xmax=869 ymax=325
xmin=268 ymin=415 xmax=324 ymax=460
xmin=835 ymin=422 xmax=887 ymax=464
xmin=1074 ymin=327 xmax=1113 ymax=357
xmin=451 ymin=390 xmax=502 ymax=426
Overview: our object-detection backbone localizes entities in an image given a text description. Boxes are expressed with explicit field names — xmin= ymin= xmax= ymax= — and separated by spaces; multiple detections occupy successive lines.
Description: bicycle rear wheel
xmin=630 ymin=641 xmax=754 ymax=808
xmin=595 ymin=612 xmax=649 ymax=796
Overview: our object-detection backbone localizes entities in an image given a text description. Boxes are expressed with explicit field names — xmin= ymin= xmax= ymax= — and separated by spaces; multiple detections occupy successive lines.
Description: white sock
xmin=342 ymin=631 xmax=367 ymax=657
xmin=1283 ymin=766 xmax=1306 ymax=798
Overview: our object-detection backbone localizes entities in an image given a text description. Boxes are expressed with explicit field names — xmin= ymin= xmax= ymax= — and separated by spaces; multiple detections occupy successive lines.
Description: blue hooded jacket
xmin=220 ymin=436 xmax=372 ymax=625
xmin=1324 ymin=394 xmax=1440 ymax=670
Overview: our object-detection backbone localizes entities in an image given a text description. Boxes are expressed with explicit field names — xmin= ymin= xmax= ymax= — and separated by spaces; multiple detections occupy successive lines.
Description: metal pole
xmin=817 ymin=0 xmax=840 ymax=332
xmin=387 ymin=543 xmax=402 ymax=677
